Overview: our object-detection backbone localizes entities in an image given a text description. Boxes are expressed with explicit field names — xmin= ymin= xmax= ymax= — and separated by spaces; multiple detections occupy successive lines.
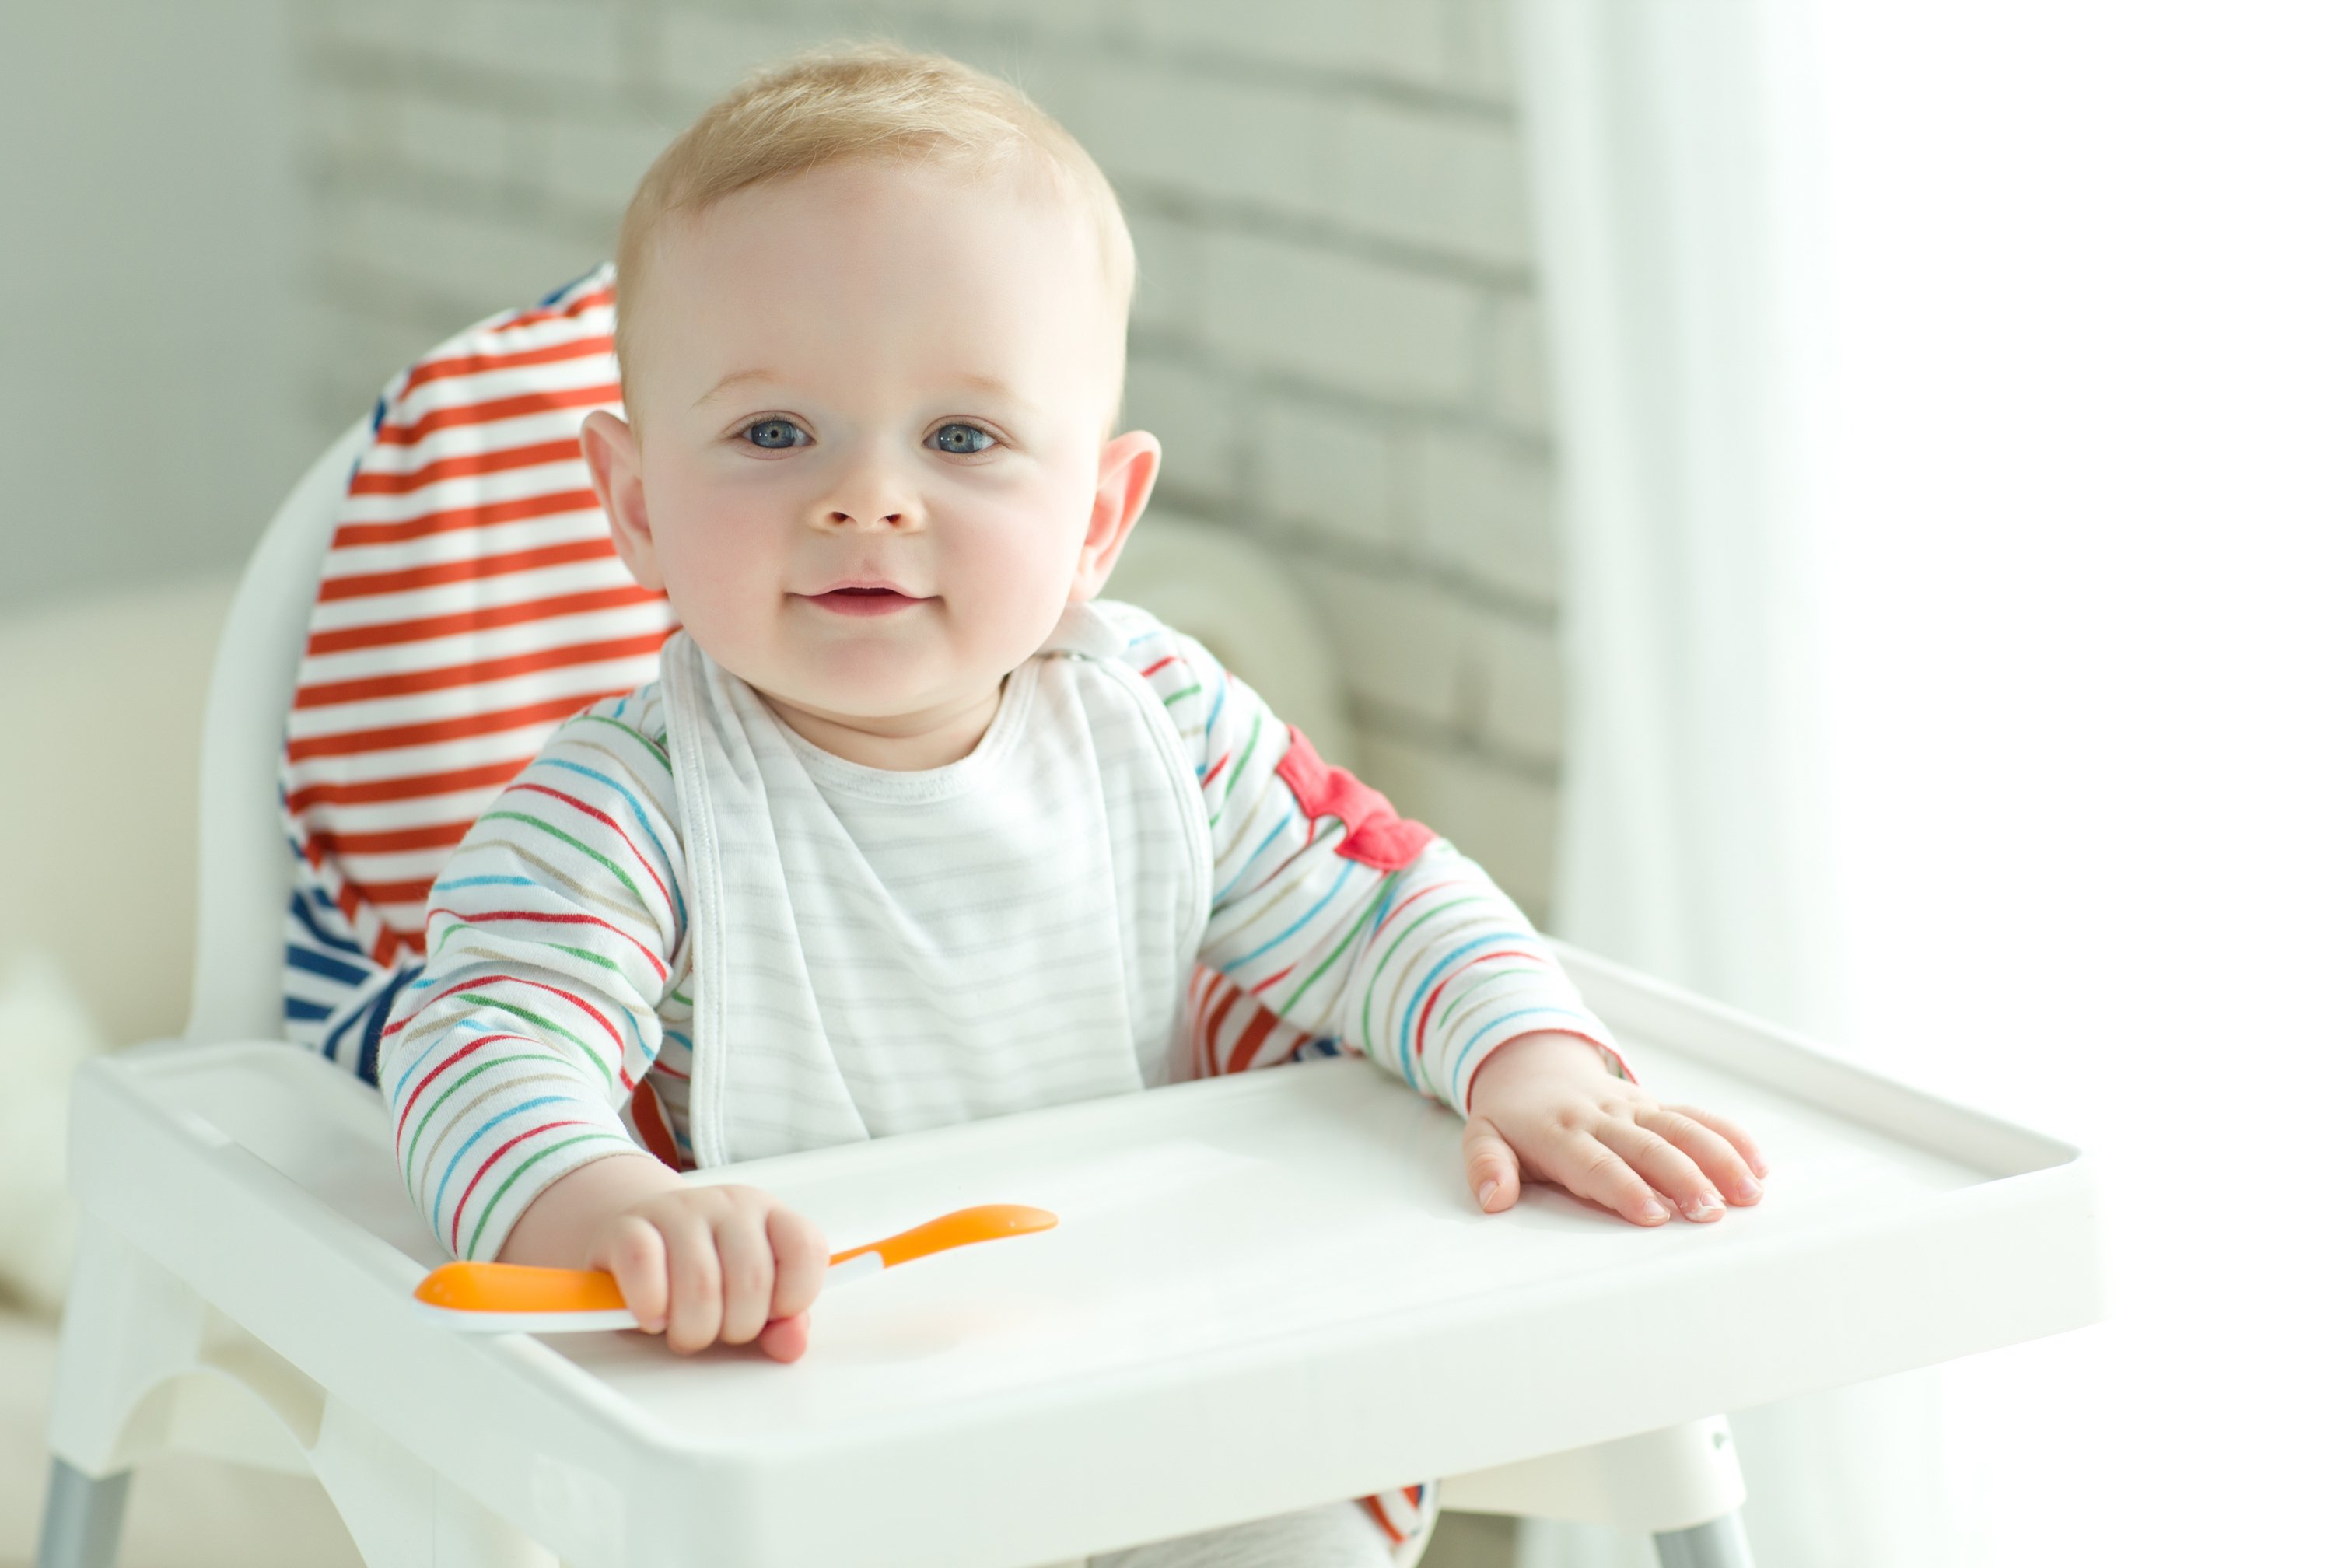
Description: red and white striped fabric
xmin=280 ymin=265 xmax=677 ymax=1072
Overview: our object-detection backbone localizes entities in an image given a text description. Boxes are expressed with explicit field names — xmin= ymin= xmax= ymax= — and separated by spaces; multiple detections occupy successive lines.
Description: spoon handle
xmin=411 ymin=1202 xmax=1056 ymax=1332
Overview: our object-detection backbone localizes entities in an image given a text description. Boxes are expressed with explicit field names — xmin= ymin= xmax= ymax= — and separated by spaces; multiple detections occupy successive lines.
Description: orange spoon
xmin=411 ymin=1202 xmax=1058 ymax=1332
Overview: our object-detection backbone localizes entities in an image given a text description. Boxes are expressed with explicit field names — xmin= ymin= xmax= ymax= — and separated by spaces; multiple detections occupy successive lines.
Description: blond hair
xmin=614 ymin=44 xmax=1134 ymax=405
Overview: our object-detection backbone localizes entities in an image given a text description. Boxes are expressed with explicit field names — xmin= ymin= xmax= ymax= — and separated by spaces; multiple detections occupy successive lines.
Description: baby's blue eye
xmin=743 ymin=417 xmax=810 ymax=450
xmin=929 ymin=422 xmax=996 ymax=455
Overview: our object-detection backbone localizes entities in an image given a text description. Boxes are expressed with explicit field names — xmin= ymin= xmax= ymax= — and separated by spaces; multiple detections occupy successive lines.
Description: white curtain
xmin=1510 ymin=3 xmax=1948 ymax=1565
xmin=1514 ymin=2 xmax=2352 ymax=1566
xmin=1512 ymin=0 xmax=1834 ymax=1039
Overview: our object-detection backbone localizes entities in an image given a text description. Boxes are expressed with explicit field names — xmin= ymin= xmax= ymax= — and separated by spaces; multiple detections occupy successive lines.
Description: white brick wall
xmin=1196 ymin=232 xmax=1489 ymax=404
xmin=1124 ymin=0 xmax=1460 ymax=88
xmin=289 ymin=0 xmax=1566 ymax=923
xmin=1258 ymin=400 xmax=1404 ymax=551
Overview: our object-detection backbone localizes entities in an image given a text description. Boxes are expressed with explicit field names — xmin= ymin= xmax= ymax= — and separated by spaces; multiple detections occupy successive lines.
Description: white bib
xmin=662 ymin=604 xmax=1213 ymax=1167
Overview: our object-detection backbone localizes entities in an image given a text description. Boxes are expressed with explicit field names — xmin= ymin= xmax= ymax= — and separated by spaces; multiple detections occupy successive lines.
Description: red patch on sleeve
xmin=1273 ymin=726 xmax=1436 ymax=871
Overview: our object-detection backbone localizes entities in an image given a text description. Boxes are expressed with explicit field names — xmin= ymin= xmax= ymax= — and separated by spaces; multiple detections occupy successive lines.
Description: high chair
xmin=35 ymin=282 xmax=2104 ymax=1568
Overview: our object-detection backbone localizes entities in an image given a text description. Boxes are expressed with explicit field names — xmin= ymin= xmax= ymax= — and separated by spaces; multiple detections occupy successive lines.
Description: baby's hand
xmin=501 ymin=1155 xmax=828 ymax=1360
xmin=585 ymin=1181 xmax=831 ymax=1362
xmin=1461 ymin=1032 xmax=1767 ymax=1226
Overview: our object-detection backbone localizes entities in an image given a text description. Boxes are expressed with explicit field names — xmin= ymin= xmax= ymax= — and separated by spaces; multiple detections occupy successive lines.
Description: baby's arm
xmin=1122 ymin=614 xmax=1766 ymax=1223
xmin=380 ymin=694 xmax=825 ymax=1356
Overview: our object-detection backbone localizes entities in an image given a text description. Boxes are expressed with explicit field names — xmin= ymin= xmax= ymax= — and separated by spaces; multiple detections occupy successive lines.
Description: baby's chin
xmin=769 ymin=624 xmax=1055 ymax=712
xmin=712 ymin=615 xmax=1059 ymax=748
xmin=748 ymin=669 xmax=1006 ymax=738
xmin=737 ymin=637 xmax=949 ymax=709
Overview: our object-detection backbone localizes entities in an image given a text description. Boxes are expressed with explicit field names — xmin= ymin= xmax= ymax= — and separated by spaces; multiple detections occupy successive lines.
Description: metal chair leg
xmin=35 ymin=1456 xmax=131 ymax=1568
xmin=1654 ymin=1508 xmax=1755 ymax=1568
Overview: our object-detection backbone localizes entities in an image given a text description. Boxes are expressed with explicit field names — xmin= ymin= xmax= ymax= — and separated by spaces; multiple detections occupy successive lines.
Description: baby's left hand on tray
xmin=1461 ymin=1032 xmax=1767 ymax=1226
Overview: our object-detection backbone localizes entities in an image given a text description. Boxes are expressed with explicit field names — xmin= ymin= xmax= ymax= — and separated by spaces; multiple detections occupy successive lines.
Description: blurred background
xmin=2 ymin=2 xmax=2346 ymax=1565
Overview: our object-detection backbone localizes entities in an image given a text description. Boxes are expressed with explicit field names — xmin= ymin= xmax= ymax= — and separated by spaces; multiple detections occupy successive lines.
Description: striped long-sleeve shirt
xmin=379 ymin=603 xmax=1622 ymax=1262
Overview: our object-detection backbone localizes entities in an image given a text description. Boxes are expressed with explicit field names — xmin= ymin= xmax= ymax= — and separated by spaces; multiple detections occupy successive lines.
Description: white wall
xmin=0 ymin=0 xmax=304 ymax=611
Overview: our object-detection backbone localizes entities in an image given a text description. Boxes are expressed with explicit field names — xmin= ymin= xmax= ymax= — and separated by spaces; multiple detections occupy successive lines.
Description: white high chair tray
xmin=67 ymin=946 xmax=2100 ymax=1568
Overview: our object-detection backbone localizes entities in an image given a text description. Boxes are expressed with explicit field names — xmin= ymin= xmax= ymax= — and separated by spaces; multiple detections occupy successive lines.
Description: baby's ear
xmin=581 ymin=410 xmax=663 ymax=592
xmin=1071 ymin=429 xmax=1161 ymax=600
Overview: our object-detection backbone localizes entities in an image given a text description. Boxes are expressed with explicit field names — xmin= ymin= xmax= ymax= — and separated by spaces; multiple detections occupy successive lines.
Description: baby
xmin=380 ymin=44 xmax=1765 ymax=1566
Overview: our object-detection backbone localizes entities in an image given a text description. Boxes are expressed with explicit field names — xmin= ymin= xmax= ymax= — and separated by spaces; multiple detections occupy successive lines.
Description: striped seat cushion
xmin=281 ymin=265 xmax=677 ymax=1080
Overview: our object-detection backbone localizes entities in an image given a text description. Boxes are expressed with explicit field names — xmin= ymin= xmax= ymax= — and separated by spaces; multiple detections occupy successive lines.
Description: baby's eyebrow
xmin=693 ymin=367 xmax=783 ymax=408
xmin=944 ymin=373 xmax=1045 ymax=421
xmin=950 ymin=373 xmax=1017 ymax=401
xmin=690 ymin=366 xmax=1038 ymax=415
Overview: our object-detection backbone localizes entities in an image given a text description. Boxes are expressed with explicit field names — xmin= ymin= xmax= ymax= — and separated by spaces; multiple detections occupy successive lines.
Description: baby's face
xmin=586 ymin=159 xmax=1155 ymax=754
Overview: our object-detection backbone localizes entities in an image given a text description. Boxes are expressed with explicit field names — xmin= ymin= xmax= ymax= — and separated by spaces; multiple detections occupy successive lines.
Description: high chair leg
xmin=37 ymin=1221 xmax=208 ymax=1568
xmin=1652 ymin=1511 xmax=1754 ymax=1568
xmin=33 ymin=1458 xmax=130 ymax=1568
xmin=1444 ymin=1416 xmax=1745 ymax=1536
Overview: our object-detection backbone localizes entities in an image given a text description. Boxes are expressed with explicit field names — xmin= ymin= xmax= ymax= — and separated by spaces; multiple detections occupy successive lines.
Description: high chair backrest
xmin=187 ymin=416 xmax=370 ymax=1045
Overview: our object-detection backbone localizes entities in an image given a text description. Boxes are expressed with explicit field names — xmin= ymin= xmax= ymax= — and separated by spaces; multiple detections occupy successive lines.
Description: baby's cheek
xmin=667 ymin=524 xmax=789 ymax=635
xmin=944 ymin=525 xmax=1087 ymax=646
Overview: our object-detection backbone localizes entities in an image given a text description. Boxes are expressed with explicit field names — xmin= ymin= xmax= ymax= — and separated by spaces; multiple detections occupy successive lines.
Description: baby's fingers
xmin=765 ymin=1206 xmax=829 ymax=1321
xmin=710 ymin=1202 xmax=776 ymax=1346
xmin=757 ymin=1313 xmax=810 ymax=1364
xmin=588 ymin=1216 xmax=670 ymax=1335
xmin=1461 ymin=1115 xmax=1524 ymax=1213
xmin=1528 ymin=1128 xmax=1673 ymax=1226
xmin=1594 ymin=1120 xmax=1721 ymax=1221
xmin=1638 ymin=1106 xmax=1763 ymax=1206
xmin=1671 ymin=1104 xmax=1769 ymax=1180
xmin=651 ymin=1213 xmax=724 ymax=1353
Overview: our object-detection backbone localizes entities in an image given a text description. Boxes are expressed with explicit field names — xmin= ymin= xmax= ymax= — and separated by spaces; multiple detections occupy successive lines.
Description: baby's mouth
xmin=802 ymin=584 xmax=926 ymax=618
